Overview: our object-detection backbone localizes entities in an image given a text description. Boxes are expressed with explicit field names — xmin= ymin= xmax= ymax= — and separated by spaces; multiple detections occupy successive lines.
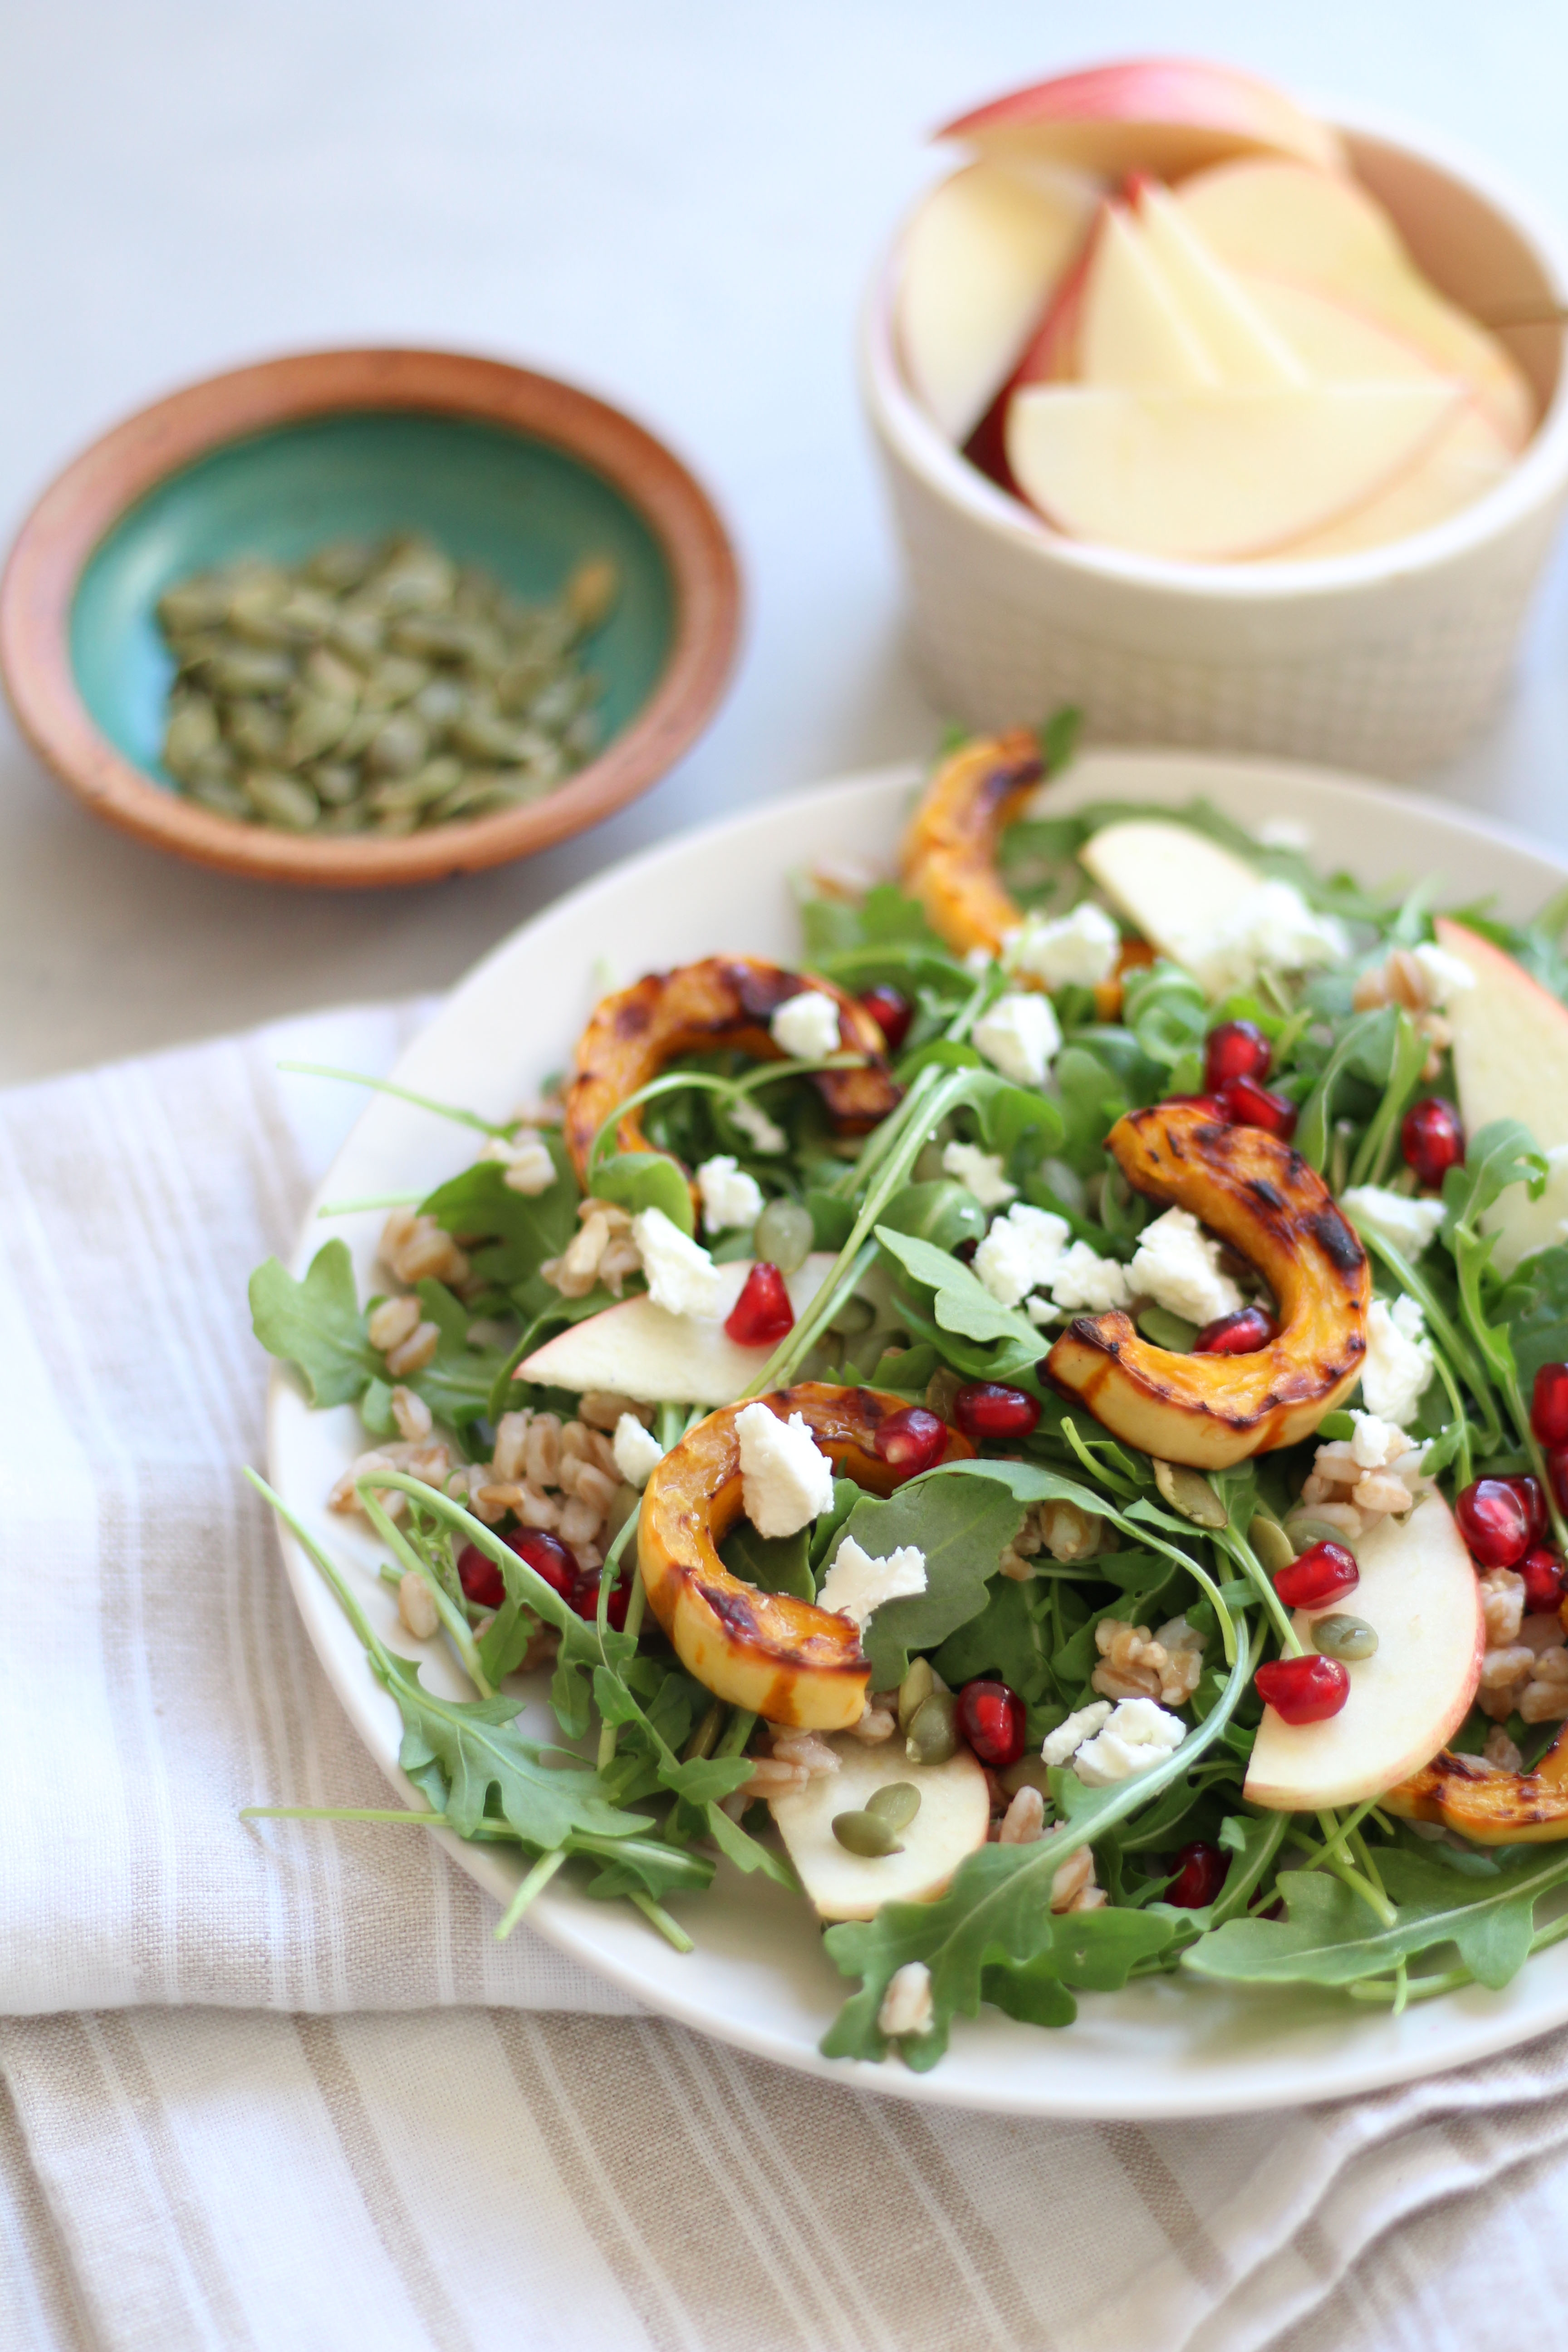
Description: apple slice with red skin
xmin=1434 ymin=917 xmax=1568 ymax=1275
xmin=1244 ymin=1492 xmax=1484 ymax=1811
xmin=896 ymin=158 xmax=1096 ymax=441
xmin=939 ymin=58 xmax=1345 ymax=181
xmin=519 ymin=1253 xmax=837 ymax=1405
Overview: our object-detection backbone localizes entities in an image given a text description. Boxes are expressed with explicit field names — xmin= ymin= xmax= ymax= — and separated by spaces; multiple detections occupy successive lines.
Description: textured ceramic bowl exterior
xmin=863 ymin=111 xmax=1568 ymax=778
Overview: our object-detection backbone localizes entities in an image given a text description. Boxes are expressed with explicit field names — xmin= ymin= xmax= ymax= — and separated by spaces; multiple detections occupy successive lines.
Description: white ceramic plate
xmin=270 ymin=748 xmax=1568 ymax=2118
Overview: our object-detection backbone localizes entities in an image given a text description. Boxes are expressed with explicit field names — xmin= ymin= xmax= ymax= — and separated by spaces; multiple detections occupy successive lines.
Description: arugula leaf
xmin=822 ymin=1470 xmax=1030 ymax=1688
xmin=720 ymin=1521 xmax=815 ymax=1601
xmin=1053 ymin=1046 xmax=1129 ymax=1175
xmin=421 ymin=1143 xmax=579 ymax=1288
xmin=1499 ymin=1243 xmax=1568 ymax=1395
xmin=403 ymin=1279 xmax=510 ymax=1426
xmin=874 ymin=1226 xmax=1042 ymax=1351
xmin=249 ymin=1240 xmax=377 ymax=1407
xmin=592 ymin=1150 xmax=696 ymax=1236
xmin=877 ymin=1180 xmax=987 ymax=1254
xmin=1184 ymin=1845 xmax=1568 ymax=1992
xmin=981 ymin=1908 xmax=1174 ymax=2029
xmin=1295 ymin=1007 xmax=1397 ymax=1171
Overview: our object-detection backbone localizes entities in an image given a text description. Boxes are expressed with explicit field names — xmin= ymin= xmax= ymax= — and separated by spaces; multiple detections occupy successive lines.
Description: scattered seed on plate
xmin=155 ymin=535 xmax=617 ymax=834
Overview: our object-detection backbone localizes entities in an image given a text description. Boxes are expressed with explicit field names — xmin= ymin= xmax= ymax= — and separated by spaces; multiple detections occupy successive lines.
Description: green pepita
xmin=831 ymin=1808 xmax=902 ymax=1857
xmin=896 ymin=1656 xmax=935 ymax=1731
xmin=1152 ymin=1459 xmax=1229 ymax=1529
xmin=1311 ymin=1612 xmax=1378 ymax=1661
xmin=1249 ymin=1514 xmax=1298 ymax=1576
xmin=905 ymin=1688 xmax=959 ymax=1766
xmin=865 ymin=1781 xmax=921 ymax=1831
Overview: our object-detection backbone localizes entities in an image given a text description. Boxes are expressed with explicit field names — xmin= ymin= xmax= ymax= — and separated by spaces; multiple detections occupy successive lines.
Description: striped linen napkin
xmin=3 ymin=1005 xmax=1568 ymax=2351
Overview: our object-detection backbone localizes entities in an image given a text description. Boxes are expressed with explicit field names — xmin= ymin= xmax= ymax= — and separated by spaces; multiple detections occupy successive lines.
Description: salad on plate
xmin=250 ymin=718 xmax=1568 ymax=2071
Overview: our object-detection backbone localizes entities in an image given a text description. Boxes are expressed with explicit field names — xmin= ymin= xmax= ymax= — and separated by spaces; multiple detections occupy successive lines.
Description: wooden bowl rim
xmin=0 ymin=346 xmax=742 ymax=887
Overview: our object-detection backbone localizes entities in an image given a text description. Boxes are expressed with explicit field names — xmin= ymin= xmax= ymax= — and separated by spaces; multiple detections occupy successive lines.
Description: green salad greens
xmin=248 ymin=717 xmax=1568 ymax=2070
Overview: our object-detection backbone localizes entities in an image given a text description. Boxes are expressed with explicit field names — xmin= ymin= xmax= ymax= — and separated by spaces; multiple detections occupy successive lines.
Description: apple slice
xmin=1266 ymin=402 xmax=1513 ymax=557
xmin=939 ymin=58 xmax=1345 ymax=180
xmin=767 ymin=1735 xmax=990 ymax=1920
xmin=1128 ymin=179 xmax=1305 ymax=387
xmin=1005 ymin=380 xmax=1462 ymax=560
xmin=1079 ymin=818 xmax=1259 ymax=969
xmin=1176 ymin=157 xmax=1535 ymax=448
xmin=1245 ymin=1493 xmax=1484 ymax=1810
xmin=1076 ymin=200 xmax=1218 ymax=389
xmin=897 ymin=158 xmax=1097 ymax=441
xmin=518 ymin=1253 xmax=837 ymax=1405
xmin=1434 ymin=917 xmax=1568 ymax=1274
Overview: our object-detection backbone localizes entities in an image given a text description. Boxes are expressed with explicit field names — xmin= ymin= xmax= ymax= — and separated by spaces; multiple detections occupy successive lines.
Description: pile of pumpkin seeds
xmin=155 ymin=535 xmax=617 ymax=833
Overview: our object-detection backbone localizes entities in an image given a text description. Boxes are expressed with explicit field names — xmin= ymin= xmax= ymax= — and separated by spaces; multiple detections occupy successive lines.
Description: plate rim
xmin=268 ymin=745 xmax=1568 ymax=2117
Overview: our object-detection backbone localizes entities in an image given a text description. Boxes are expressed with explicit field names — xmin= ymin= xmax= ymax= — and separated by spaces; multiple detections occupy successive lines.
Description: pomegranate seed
xmin=956 ymin=1678 xmax=1027 ymax=1768
xmin=858 ymin=983 xmax=912 ymax=1053
xmin=1216 ymin=1073 xmax=1298 ymax=1141
xmin=1521 ymin=1544 xmax=1566 ymax=1614
xmin=954 ymin=1382 xmax=1039 ymax=1442
xmin=1274 ymin=1538 xmax=1360 ymax=1612
xmin=457 ymin=1544 xmax=506 ymax=1610
xmin=1401 ymin=1097 xmax=1464 ymax=1188
xmin=872 ymin=1405 xmax=948 ymax=1476
xmin=1193 ymin=1304 xmax=1279 ymax=1355
xmin=1505 ymin=1475 xmax=1548 ymax=1546
xmin=1255 ymin=1654 xmax=1351 ymax=1724
xmin=1455 ymin=1476 xmax=1534 ymax=1567
xmin=508 ymin=1529 xmax=579 ymax=1603
xmin=725 ymin=1261 xmax=794 ymax=1346
xmin=1166 ymin=1840 xmax=1230 ymax=1907
xmin=1166 ymin=1093 xmax=1227 ymax=1120
xmin=1533 ymin=1362 xmax=1568 ymax=1449
xmin=571 ymin=1570 xmax=629 ymax=1629
xmin=1204 ymin=1019 xmax=1271 ymax=1093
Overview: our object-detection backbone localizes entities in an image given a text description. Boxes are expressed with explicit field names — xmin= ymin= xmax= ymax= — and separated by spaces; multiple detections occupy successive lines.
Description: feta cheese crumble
xmin=1175 ymin=879 xmax=1348 ymax=999
xmin=630 ymin=1207 xmax=723 ymax=1320
xmin=1256 ymin=815 xmax=1313 ymax=851
xmin=1410 ymin=941 xmax=1476 ymax=1007
xmin=973 ymin=992 xmax=1061 ymax=1088
xmin=1072 ymin=1696 xmax=1188 ymax=1787
xmin=770 ymin=990 xmax=842 ymax=1062
xmin=729 ymin=1096 xmax=788 ymax=1155
xmin=735 ymin=1402 xmax=836 ymax=1537
xmin=1339 ymin=1184 xmax=1446 ymax=1262
xmin=696 ymin=1154 xmax=764 ymax=1234
xmin=1362 ymin=1294 xmax=1435 ymax=1424
xmin=1049 ymin=1240 xmax=1132 ymax=1314
xmin=1012 ymin=902 xmax=1120 ymax=991
xmin=1041 ymin=1701 xmax=1112 ymax=1768
xmin=974 ymin=1203 xmax=1070 ymax=1308
xmin=613 ymin=1414 xmax=665 ymax=1489
xmin=479 ymin=1131 xmax=556 ymax=1195
xmin=1129 ymin=1207 xmax=1243 ymax=1327
xmin=877 ymin=1960 xmax=934 ymax=2039
xmin=941 ymin=1140 xmax=1016 ymax=1209
xmin=817 ymin=1535 xmax=928 ymax=1627
xmin=1349 ymin=1408 xmax=1400 ymax=1470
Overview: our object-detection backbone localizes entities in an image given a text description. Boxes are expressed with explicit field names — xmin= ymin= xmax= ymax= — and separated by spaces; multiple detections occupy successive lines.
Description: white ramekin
xmin=862 ymin=106 xmax=1568 ymax=779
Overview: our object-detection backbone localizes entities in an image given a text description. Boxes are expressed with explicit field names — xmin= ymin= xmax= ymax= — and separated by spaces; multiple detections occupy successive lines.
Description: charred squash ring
xmin=900 ymin=728 xmax=1044 ymax=964
xmin=1046 ymin=1102 xmax=1371 ymax=1468
xmin=637 ymin=1381 xmax=973 ymax=1729
xmin=1385 ymin=1725 xmax=1568 ymax=1843
xmin=563 ymin=956 xmax=901 ymax=1193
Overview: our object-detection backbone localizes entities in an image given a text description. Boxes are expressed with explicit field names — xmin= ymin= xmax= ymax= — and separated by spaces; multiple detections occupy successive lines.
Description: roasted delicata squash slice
xmin=1384 ymin=1724 xmax=1568 ymax=1844
xmin=563 ymin=956 xmax=901 ymax=1192
xmin=637 ymin=1381 xmax=972 ymax=1729
xmin=900 ymin=727 xmax=1044 ymax=962
xmin=1046 ymin=1102 xmax=1371 ymax=1467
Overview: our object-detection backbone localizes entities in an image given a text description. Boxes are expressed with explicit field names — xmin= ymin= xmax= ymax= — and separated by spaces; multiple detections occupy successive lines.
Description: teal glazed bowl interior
xmin=0 ymin=349 xmax=740 ymax=886
xmin=73 ymin=410 xmax=673 ymax=790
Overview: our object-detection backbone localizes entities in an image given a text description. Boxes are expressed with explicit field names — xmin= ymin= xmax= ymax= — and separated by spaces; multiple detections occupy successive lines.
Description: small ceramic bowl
xmin=0 ymin=348 xmax=740 ymax=885
xmin=862 ymin=107 xmax=1568 ymax=779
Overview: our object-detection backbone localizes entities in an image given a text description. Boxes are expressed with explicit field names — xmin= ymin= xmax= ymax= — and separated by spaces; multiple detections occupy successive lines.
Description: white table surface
xmin=2 ymin=0 xmax=1566 ymax=1086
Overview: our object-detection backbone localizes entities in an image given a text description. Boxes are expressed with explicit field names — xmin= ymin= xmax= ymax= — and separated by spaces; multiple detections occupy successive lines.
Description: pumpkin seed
xmin=1284 ymin=1512 xmax=1360 ymax=1558
xmin=153 ymin=537 xmax=616 ymax=833
xmin=1250 ymin=1514 xmax=1298 ymax=1576
xmin=906 ymin=1689 xmax=959 ymax=1766
xmin=866 ymin=1781 xmax=920 ymax=1831
xmin=1152 ymin=1459 xmax=1229 ymax=1529
xmin=1137 ymin=1305 xmax=1198 ymax=1352
xmin=1000 ymin=1753 xmax=1053 ymax=1799
xmin=831 ymin=1808 xmax=902 ymax=1858
xmin=1311 ymin=1612 xmax=1378 ymax=1661
xmin=897 ymin=1658 xmax=936 ymax=1732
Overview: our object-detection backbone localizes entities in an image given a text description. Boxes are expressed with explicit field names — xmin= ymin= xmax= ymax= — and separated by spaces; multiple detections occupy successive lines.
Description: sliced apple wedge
xmin=1176 ymin=157 xmax=1535 ymax=448
xmin=939 ymin=58 xmax=1345 ymax=181
xmin=1268 ymin=402 xmax=1513 ymax=557
xmin=1079 ymin=818 xmax=1259 ymax=966
xmin=1076 ymin=200 xmax=1218 ymax=390
xmin=518 ymin=1253 xmax=837 ymax=1404
xmin=1005 ymin=380 xmax=1462 ymax=559
xmin=1434 ymin=917 xmax=1568 ymax=1274
xmin=767 ymin=1736 xmax=990 ymax=1920
xmin=1245 ymin=1493 xmax=1484 ymax=1811
xmin=897 ymin=158 xmax=1096 ymax=441
xmin=1128 ymin=179 xmax=1305 ymax=387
